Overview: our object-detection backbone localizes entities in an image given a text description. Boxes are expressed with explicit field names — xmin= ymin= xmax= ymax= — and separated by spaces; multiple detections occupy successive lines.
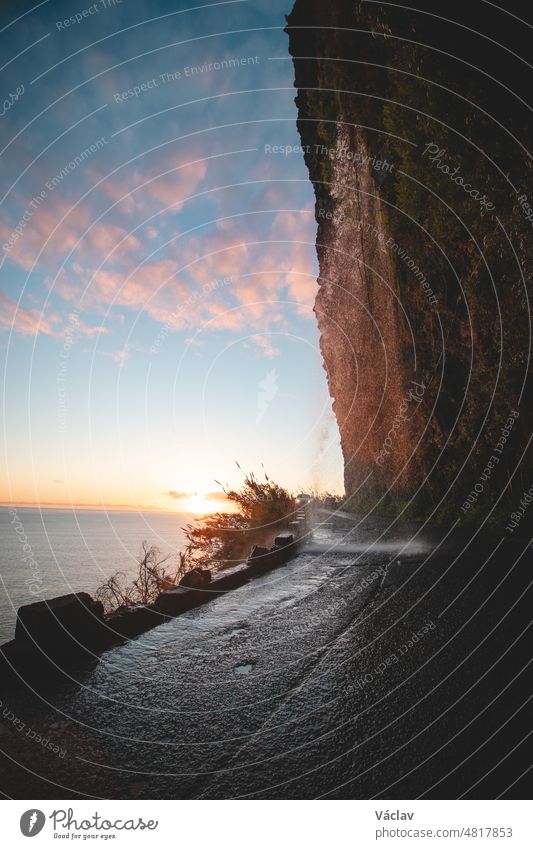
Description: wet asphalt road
xmin=0 ymin=513 xmax=531 ymax=799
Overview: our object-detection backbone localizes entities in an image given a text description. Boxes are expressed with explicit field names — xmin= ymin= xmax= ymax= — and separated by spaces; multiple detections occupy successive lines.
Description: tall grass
xmin=183 ymin=469 xmax=295 ymax=570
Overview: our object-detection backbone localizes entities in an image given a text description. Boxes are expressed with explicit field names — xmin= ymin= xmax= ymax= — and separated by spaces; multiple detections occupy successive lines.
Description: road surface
xmin=0 ymin=512 xmax=530 ymax=799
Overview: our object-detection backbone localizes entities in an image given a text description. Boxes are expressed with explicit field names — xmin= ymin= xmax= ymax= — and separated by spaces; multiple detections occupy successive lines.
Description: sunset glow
xmin=0 ymin=0 xmax=344 ymax=513
xmin=178 ymin=492 xmax=231 ymax=515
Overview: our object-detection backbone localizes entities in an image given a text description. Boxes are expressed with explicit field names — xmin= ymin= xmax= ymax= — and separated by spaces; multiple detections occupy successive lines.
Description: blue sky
xmin=0 ymin=0 xmax=343 ymax=510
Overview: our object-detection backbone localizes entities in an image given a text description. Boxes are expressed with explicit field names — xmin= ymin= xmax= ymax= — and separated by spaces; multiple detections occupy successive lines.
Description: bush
xmin=96 ymin=541 xmax=188 ymax=614
xmin=183 ymin=469 xmax=295 ymax=571
xmin=97 ymin=471 xmax=295 ymax=611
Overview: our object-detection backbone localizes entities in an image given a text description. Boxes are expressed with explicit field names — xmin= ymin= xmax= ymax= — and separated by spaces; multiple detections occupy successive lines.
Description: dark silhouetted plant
xmin=96 ymin=541 xmax=188 ymax=614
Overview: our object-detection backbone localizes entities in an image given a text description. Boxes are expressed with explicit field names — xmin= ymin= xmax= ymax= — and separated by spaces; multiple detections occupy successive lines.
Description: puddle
xmin=234 ymin=662 xmax=255 ymax=675
xmin=223 ymin=624 xmax=249 ymax=638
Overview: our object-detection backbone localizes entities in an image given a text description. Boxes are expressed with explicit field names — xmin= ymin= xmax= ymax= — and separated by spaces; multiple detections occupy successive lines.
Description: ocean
xmin=0 ymin=507 xmax=191 ymax=644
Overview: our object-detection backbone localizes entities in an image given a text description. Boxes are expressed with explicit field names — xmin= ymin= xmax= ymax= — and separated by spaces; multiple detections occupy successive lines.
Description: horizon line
xmin=1 ymin=500 xmax=182 ymax=514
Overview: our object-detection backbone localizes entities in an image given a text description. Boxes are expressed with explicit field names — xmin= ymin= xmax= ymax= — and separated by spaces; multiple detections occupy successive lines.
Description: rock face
xmin=15 ymin=593 xmax=107 ymax=657
xmin=313 ymin=121 xmax=422 ymax=497
xmin=287 ymin=0 xmax=532 ymax=515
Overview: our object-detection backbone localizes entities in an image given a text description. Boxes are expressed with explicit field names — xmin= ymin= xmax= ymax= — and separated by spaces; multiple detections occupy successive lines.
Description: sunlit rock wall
xmin=313 ymin=122 xmax=425 ymax=498
xmin=288 ymin=0 xmax=532 ymax=515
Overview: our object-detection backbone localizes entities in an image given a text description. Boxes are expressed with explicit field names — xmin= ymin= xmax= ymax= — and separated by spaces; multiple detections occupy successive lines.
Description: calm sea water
xmin=0 ymin=507 xmax=191 ymax=644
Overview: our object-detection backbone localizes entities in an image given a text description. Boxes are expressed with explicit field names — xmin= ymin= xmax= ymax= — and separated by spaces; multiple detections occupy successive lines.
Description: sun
xmin=180 ymin=492 xmax=228 ymax=516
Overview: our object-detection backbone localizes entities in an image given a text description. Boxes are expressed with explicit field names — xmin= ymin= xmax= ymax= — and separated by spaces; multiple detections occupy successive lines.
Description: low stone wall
xmin=14 ymin=592 xmax=108 ymax=656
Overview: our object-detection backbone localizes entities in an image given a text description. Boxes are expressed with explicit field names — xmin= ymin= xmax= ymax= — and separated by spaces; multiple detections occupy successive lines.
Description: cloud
xmin=0 ymin=291 xmax=113 ymax=339
xmin=1 ymin=150 xmax=207 ymax=278
xmin=100 ymin=347 xmax=131 ymax=367
xmin=95 ymin=155 xmax=208 ymax=219
xmin=205 ymin=490 xmax=229 ymax=501
xmin=77 ymin=322 xmax=110 ymax=337
xmin=166 ymin=489 xmax=228 ymax=501
xmin=86 ymin=224 xmax=141 ymax=258
xmin=141 ymin=158 xmax=208 ymax=211
xmin=55 ymin=214 xmax=316 ymax=338
xmin=0 ymin=290 xmax=58 ymax=336
xmin=5 ymin=188 xmax=318 ymax=344
xmin=0 ymin=203 xmax=92 ymax=272
xmin=249 ymin=334 xmax=280 ymax=357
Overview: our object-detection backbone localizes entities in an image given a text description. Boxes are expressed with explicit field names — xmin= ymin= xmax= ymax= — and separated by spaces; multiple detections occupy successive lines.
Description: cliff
xmin=287 ymin=0 xmax=532 ymax=519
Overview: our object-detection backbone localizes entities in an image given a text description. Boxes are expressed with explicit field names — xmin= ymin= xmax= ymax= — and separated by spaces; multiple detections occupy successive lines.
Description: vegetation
xmin=96 ymin=470 xmax=295 ymax=613
xmin=96 ymin=541 xmax=188 ymax=614
xmin=183 ymin=468 xmax=295 ymax=571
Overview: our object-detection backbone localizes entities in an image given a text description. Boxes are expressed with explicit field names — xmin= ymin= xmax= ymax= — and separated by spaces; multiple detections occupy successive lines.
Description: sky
xmin=0 ymin=0 xmax=344 ymax=512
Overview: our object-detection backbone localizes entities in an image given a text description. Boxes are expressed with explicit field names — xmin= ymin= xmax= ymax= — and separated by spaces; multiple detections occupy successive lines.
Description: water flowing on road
xmin=0 ymin=512 xmax=530 ymax=799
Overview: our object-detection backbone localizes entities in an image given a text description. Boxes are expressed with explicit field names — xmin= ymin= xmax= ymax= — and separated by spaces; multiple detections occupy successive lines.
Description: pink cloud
xmin=249 ymin=334 xmax=281 ymax=358
xmin=0 ymin=201 xmax=93 ymax=272
xmin=0 ymin=290 xmax=58 ymax=336
xmin=102 ymin=347 xmax=130 ymax=367
xmin=0 ymin=291 xmax=111 ymax=339
xmin=95 ymin=156 xmax=208 ymax=219
xmin=95 ymin=175 xmax=137 ymax=216
xmin=69 ymin=212 xmax=315 ymax=333
xmin=85 ymin=223 xmax=141 ymax=258
xmin=6 ymin=193 xmax=318 ymax=342
xmin=142 ymin=158 xmax=208 ymax=210
xmin=1 ymin=152 xmax=208 ymax=277
xmin=71 ymin=315 xmax=110 ymax=338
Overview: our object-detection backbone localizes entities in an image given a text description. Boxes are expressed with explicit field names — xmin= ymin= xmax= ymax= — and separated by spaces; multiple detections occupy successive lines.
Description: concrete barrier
xmin=246 ymin=533 xmax=298 ymax=576
xmin=210 ymin=562 xmax=254 ymax=591
xmin=15 ymin=593 xmax=108 ymax=658
xmin=154 ymin=586 xmax=206 ymax=616
xmin=106 ymin=604 xmax=165 ymax=639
